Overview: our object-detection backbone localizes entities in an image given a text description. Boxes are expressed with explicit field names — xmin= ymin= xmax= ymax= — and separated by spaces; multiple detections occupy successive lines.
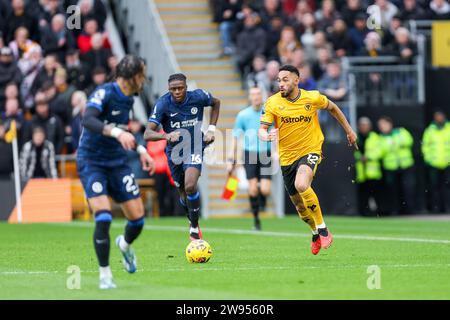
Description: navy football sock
xmin=124 ymin=217 xmax=145 ymax=245
xmin=93 ymin=211 xmax=112 ymax=267
xmin=186 ymin=192 xmax=201 ymax=228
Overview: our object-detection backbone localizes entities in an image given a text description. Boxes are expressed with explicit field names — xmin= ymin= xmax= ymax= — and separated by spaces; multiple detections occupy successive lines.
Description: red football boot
xmin=318 ymin=227 xmax=333 ymax=249
xmin=311 ymin=234 xmax=321 ymax=255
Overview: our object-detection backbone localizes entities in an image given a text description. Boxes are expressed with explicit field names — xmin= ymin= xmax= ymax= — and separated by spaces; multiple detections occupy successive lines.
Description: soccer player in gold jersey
xmin=259 ymin=65 xmax=358 ymax=255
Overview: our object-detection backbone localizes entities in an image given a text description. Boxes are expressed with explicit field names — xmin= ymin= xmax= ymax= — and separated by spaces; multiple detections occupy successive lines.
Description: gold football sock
xmin=298 ymin=209 xmax=317 ymax=233
xmin=300 ymin=187 xmax=325 ymax=228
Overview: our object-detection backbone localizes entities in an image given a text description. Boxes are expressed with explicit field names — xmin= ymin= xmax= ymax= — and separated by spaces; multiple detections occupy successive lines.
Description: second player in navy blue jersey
xmin=77 ymin=55 xmax=155 ymax=289
xmin=144 ymin=73 xmax=221 ymax=241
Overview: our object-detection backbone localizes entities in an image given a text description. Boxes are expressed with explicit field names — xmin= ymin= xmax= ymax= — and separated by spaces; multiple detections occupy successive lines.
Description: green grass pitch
xmin=0 ymin=216 xmax=449 ymax=300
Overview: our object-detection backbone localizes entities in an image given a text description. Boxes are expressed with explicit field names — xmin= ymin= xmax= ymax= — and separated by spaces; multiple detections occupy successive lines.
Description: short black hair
xmin=115 ymin=54 xmax=145 ymax=80
xmin=279 ymin=65 xmax=300 ymax=77
xmin=168 ymin=73 xmax=187 ymax=83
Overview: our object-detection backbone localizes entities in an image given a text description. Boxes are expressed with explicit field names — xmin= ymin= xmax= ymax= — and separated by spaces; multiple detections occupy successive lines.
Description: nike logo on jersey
xmin=112 ymin=110 xmax=121 ymax=116
xmin=170 ymin=113 xmax=179 ymax=117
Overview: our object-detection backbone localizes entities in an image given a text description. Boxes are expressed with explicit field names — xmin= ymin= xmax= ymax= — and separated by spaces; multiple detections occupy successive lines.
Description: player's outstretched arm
xmin=144 ymin=122 xmax=180 ymax=142
xmin=325 ymin=100 xmax=358 ymax=150
xmin=82 ymin=107 xmax=136 ymax=150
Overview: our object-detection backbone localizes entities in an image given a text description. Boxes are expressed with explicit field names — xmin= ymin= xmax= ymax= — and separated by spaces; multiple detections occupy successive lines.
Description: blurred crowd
xmin=0 ymin=0 xmax=117 ymax=180
xmin=0 ymin=0 xmax=183 ymax=217
xmin=211 ymin=0 xmax=448 ymax=98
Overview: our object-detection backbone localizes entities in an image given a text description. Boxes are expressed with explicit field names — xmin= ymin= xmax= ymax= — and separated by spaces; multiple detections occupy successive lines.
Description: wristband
xmin=110 ymin=127 xmax=125 ymax=139
xmin=137 ymin=145 xmax=148 ymax=155
xmin=208 ymin=125 xmax=216 ymax=132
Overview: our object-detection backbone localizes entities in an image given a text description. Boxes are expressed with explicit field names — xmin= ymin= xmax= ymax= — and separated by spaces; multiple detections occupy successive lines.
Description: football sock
xmin=124 ymin=217 xmax=145 ymax=246
xmin=259 ymin=194 xmax=267 ymax=210
xmin=298 ymin=208 xmax=317 ymax=233
xmin=99 ymin=266 xmax=112 ymax=279
xmin=186 ymin=191 xmax=201 ymax=228
xmin=94 ymin=210 xmax=112 ymax=268
xmin=300 ymin=187 xmax=325 ymax=227
xmin=249 ymin=196 xmax=259 ymax=219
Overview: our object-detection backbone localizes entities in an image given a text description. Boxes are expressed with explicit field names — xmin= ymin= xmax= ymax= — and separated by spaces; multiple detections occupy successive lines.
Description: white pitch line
xmin=58 ymin=222 xmax=450 ymax=245
xmin=2 ymin=264 xmax=449 ymax=276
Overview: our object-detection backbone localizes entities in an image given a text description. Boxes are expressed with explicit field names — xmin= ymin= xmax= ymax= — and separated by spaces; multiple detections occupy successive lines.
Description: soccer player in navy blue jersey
xmin=77 ymin=55 xmax=155 ymax=289
xmin=144 ymin=73 xmax=221 ymax=240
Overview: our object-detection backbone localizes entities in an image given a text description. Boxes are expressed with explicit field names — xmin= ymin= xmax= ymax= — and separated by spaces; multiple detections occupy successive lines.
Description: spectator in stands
xmin=341 ymin=0 xmax=365 ymax=27
xmin=8 ymin=27 xmax=37 ymax=60
xmin=348 ymin=12 xmax=369 ymax=56
xmin=236 ymin=12 xmax=266 ymax=76
xmin=17 ymin=44 xmax=43 ymax=110
xmin=389 ymin=27 xmax=417 ymax=64
xmin=367 ymin=0 xmax=399 ymax=29
xmin=304 ymin=30 xmax=332 ymax=63
xmin=382 ymin=13 xmax=402 ymax=47
xmin=81 ymin=33 xmax=112 ymax=73
xmin=0 ymin=47 xmax=22 ymax=104
xmin=298 ymin=63 xmax=317 ymax=90
xmin=318 ymin=60 xmax=348 ymax=102
xmin=2 ymin=82 xmax=21 ymax=109
xmin=1 ymin=98 xmax=25 ymax=146
xmin=40 ymin=0 xmax=65 ymax=26
xmin=77 ymin=0 xmax=108 ymax=33
xmin=360 ymin=31 xmax=385 ymax=57
xmin=277 ymin=26 xmax=301 ymax=65
xmin=421 ymin=110 xmax=450 ymax=213
xmin=246 ymin=54 xmax=267 ymax=92
xmin=311 ymin=46 xmax=331 ymax=80
xmin=85 ymin=66 xmax=107 ymax=96
xmin=65 ymin=49 xmax=91 ymax=90
xmin=259 ymin=0 xmax=285 ymax=27
xmin=23 ymin=92 xmax=64 ymax=154
xmin=398 ymin=0 xmax=427 ymax=21
xmin=216 ymin=0 xmax=242 ymax=56
xmin=107 ymin=54 xmax=119 ymax=80
xmin=296 ymin=12 xmax=317 ymax=50
xmin=315 ymin=0 xmax=339 ymax=33
xmin=31 ymin=54 xmax=59 ymax=97
xmin=327 ymin=18 xmax=352 ymax=58
xmin=261 ymin=59 xmax=280 ymax=95
xmin=127 ymin=118 xmax=150 ymax=180
xmin=290 ymin=47 xmax=306 ymax=69
xmin=0 ymin=120 xmax=14 ymax=180
xmin=69 ymin=90 xmax=86 ymax=153
xmin=264 ymin=16 xmax=283 ymax=60
xmin=428 ymin=0 xmax=450 ymax=20
xmin=20 ymin=125 xmax=58 ymax=180
xmin=3 ymin=0 xmax=39 ymax=43
xmin=40 ymin=14 xmax=76 ymax=63
xmin=77 ymin=18 xmax=111 ymax=55
xmin=51 ymin=67 xmax=77 ymax=130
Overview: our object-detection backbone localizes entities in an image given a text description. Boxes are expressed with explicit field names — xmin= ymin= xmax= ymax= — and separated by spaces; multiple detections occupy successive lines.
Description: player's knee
xmin=295 ymin=181 xmax=309 ymax=193
xmin=248 ymin=185 xmax=258 ymax=197
xmin=260 ymin=185 xmax=271 ymax=196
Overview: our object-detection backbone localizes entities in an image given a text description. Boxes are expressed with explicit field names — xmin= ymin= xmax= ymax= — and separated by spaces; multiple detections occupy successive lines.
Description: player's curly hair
xmin=168 ymin=73 xmax=187 ymax=83
xmin=115 ymin=54 xmax=146 ymax=80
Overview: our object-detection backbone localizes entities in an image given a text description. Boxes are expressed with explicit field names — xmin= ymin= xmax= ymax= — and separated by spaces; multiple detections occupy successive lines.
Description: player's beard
xmin=280 ymin=86 xmax=293 ymax=98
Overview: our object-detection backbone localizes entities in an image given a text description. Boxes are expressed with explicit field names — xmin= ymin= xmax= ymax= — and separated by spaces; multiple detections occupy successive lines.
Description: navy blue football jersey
xmin=78 ymin=82 xmax=134 ymax=165
xmin=148 ymin=89 xmax=213 ymax=162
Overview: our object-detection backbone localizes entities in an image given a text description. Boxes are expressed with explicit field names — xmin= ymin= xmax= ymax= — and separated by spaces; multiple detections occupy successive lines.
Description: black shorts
xmin=243 ymin=150 xmax=272 ymax=180
xmin=281 ymin=153 xmax=321 ymax=196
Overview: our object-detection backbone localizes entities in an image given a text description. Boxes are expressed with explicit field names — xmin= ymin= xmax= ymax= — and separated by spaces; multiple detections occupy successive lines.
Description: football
xmin=185 ymin=240 xmax=213 ymax=263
